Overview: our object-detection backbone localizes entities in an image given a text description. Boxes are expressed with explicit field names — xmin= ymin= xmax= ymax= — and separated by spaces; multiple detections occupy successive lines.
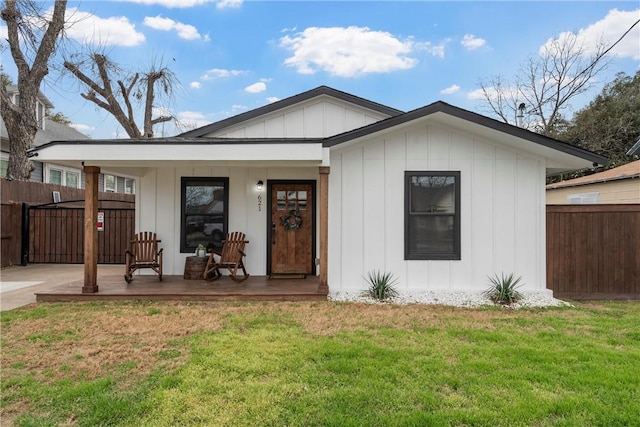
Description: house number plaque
xmin=257 ymin=194 xmax=262 ymax=211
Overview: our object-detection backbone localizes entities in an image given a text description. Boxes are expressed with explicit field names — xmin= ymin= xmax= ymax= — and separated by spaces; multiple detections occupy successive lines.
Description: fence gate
xmin=28 ymin=201 xmax=134 ymax=264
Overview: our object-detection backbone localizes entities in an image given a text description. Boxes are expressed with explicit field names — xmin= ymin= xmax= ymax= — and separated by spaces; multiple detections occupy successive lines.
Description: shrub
xmin=484 ymin=272 xmax=524 ymax=305
xmin=365 ymin=270 xmax=399 ymax=301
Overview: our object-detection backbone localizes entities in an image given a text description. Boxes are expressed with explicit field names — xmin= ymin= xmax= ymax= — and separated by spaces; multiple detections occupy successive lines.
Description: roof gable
xmin=324 ymin=100 xmax=608 ymax=167
xmin=178 ymin=86 xmax=403 ymax=138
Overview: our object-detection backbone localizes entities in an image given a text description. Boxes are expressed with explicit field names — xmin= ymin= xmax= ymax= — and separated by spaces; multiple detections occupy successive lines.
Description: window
xmin=181 ymin=177 xmax=229 ymax=253
xmin=124 ymin=178 xmax=135 ymax=194
xmin=104 ymin=174 xmax=116 ymax=192
xmin=0 ymin=156 xmax=8 ymax=178
xmin=65 ymin=171 xmax=79 ymax=188
xmin=45 ymin=165 xmax=81 ymax=188
xmin=568 ymin=192 xmax=599 ymax=204
xmin=405 ymin=171 xmax=460 ymax=260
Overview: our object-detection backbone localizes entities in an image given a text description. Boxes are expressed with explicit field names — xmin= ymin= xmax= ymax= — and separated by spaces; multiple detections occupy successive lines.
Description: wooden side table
xmin=183 ymin=256 xmax=208 ymax=280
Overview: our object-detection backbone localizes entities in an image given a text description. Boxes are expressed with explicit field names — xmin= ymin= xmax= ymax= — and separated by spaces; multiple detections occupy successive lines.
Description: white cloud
xmin=122 ymin=0 xmax=213 ymax=8
xmin=0 ymin=25 xmax=7 ymax=41
xmin=440 ymin=84 xmax=460 ymax=95
xmin=280 ymin=26 xmax=429 ymax=77
xmin=216 ymin=0 xmax=243 ymax=10
xmin=175 ymin=110 xmax=210 ymax=130
xmin=190 ymin=81 xmax=202 ymax=89
xmin=143 ymin=15 xmax=201 ymax=40
xmin=64 ymin=7 xmax=145 ymax=47
xmin=266 ymin=97 xmax=280 ymax=104
xmin=466 ymin=85 xmax=519 ymax=101
xmin=461 ymin=34 xmax=486 ymax=50
xmin=245 ymin=82 xmax=267 ymax=93
xmin=200 ymin=68 xmax=246 ymax=80
xmin=541 ymin=8 xmax=640 ymax=60
xmin=231 ymin=104 xmax=246 ymax=113
xmin=466 ymin=88 xmax=488 ymax=101
xmin=70 ymin=123 xmax=94 ymax=134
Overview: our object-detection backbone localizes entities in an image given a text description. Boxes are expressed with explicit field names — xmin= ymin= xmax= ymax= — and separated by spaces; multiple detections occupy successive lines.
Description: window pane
xmin=183 ymin=179 xmax=227 ymax=252
xmin=124 ymin=179 xmax=135 ymax=194
xmin=410 ymin=176 xmax=455 ymax=213
xmin=49 ymin=169 xmax=62 ymax=185
xmin=408 ymin=215 xmax=454 ymax=255
xmin=105 ymin=174 xmax=116 ymax=192
xmin=66 ymin=172 xmax=79 ymax=188
xmin=0 ymin=160 xmax=8 ymax=178
xmin=406 ymin=171 xmax=460 ymax=260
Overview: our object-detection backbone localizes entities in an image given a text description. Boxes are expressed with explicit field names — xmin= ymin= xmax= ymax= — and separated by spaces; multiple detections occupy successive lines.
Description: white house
xmin=31 ymin=86 xmax=606 ymax=296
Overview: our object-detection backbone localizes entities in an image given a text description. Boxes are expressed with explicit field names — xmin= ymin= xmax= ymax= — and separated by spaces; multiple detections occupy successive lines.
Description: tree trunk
xmin=0 ymin=0 xmax=68 ymax=180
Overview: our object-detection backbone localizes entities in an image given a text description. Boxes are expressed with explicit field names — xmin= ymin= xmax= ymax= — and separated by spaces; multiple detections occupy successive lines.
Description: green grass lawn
xmin=1 ymin=300 xmax=639 ymax=426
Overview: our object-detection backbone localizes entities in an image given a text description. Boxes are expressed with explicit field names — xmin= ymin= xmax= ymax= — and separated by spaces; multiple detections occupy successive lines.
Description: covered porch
xmin=35 ymin=274 xmax=327 ymax=303
xmin=30 ymin=138 xmax=331 ymax=301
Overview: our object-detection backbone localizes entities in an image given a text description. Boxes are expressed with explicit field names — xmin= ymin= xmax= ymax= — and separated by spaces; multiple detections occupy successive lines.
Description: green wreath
xmin=280 ymin=209 xmax=303 ymax=230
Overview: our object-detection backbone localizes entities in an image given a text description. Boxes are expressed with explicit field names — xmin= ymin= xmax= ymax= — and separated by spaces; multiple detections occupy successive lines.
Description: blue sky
xmin=1 ymin=1 xmax=639 ymax=139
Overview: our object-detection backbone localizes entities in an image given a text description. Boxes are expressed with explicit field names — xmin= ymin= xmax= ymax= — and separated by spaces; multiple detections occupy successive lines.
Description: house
xmin=30 ymin=86 xmax=606 ymax=297
xmin=546 ymin=160 xmax=640 ymax=204
xmin=1 ymin=85 xmax=135 ymax=195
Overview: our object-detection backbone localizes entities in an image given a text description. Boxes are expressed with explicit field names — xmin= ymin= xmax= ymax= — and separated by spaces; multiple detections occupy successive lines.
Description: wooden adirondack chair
xmin=124 ymin=232 xmax=163 ymax=283
xmin=204 ymin=232 xmax=249 ymax=282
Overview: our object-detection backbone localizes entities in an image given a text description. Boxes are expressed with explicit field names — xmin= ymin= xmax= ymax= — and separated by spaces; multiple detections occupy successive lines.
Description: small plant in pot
xmin=196 ymin=244 xmax=207 ymax=257
xmin=484 ymin=272 xmax=523 ymax=305
xmin=365 ymin=270 xmax=399 ymax=301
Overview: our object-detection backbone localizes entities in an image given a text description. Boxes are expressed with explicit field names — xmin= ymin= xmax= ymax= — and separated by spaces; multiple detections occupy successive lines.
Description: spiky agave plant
xmin=365 ymin=270 xmax=399 ymax=301
xmin=484 ymin=272 xmax=524 ymax=304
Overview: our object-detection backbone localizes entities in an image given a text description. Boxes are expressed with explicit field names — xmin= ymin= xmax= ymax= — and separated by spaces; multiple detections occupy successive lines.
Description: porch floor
xmin=35 ymin=274 xmax=327 ymax=303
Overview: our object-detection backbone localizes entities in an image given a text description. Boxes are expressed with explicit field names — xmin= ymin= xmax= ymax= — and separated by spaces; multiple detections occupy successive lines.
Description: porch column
xmin=83 ymin=166 xmax=100 ymax=293
xmin=318 ymin=166 xmax=330 ymax=293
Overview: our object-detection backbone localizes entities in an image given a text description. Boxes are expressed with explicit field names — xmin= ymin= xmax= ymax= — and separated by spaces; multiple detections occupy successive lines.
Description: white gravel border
xmin=328 ymin=290 xmax=572 ymax=309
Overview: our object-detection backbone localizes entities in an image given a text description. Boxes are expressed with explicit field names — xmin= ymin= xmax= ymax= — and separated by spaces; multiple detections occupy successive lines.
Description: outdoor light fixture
xmin=256 ymin=180 xmax=264 ymax=191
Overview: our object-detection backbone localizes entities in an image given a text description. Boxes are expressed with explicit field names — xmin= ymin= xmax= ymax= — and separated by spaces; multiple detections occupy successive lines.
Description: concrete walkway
xmin=0 ymin=264 xmax=123 ymax=311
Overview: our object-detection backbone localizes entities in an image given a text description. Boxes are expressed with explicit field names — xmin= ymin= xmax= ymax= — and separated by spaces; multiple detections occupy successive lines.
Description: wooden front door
xmin=269 ymin=182 xmax=315 ymax=276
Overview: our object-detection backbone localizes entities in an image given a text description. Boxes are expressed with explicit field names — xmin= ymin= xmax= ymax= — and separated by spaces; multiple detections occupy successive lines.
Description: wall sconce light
xmin=256 ymin=180 xmax=264 ymax=191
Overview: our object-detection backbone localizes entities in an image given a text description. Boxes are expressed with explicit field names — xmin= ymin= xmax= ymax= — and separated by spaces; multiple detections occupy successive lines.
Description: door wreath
xmin=280 ymin=209 xmax=303 ymax=230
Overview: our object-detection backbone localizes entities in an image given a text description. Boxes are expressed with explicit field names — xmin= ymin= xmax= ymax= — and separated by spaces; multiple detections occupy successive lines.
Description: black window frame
xmin=180 ymin=177 xmax=229 ymax=253
xmin=404 ymin=171 xmax=461 ymax=260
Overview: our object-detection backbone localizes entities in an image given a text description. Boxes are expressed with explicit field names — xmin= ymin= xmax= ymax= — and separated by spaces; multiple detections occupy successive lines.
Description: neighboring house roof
xmin=546 ymin=160 xmax=640 ymax=190
xmin=1 ymin=85 xmax=88 ymax=151
xmin=1 ymin=118 xmax=89 ymax=151
xmin=4 ymin=85 xmax=54 ymax=109
xmin=178 ymin=85 xmax=404 ymax=137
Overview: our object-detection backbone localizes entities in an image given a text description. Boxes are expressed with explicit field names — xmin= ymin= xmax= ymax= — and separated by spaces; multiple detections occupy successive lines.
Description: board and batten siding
xmin=328 ymin=121 xmax=547 ymax=294
xmin=136 ymin=165 xmax=320 ymax=277
xmin=204 ymin=98 xmax=390 ymax=138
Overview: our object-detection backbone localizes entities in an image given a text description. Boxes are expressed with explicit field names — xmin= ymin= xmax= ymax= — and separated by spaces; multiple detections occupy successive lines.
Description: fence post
xmin=20 ymin=203 xmax=29 ymax=266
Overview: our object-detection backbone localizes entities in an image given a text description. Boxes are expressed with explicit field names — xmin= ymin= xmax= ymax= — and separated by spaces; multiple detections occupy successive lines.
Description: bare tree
xmin=63 ymin=52 xmax=176 ymax=138
xmin=0 ymin=0 xmax=67 ymax=180
xmin=477 ymin=32 xmax=610 ymax=137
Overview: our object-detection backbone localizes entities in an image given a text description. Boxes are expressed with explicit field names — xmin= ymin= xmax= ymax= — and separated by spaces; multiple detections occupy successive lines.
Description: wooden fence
xmin=1 ymin=179 xmax=135 ymax=267
xmin=547 ymin=204 xmax=640 ymax=299
xmin=29 ymin=206 xmax=134 ymax=264
xmin=1 ymin=202 xmax=24 ymax=267
xmin=1 ymin=178 xmax=133 ymax=207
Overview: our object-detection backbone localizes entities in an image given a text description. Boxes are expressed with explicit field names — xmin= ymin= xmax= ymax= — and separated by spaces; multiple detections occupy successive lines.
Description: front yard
xmin=1 ymin=300 xmax=639 ymax=426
